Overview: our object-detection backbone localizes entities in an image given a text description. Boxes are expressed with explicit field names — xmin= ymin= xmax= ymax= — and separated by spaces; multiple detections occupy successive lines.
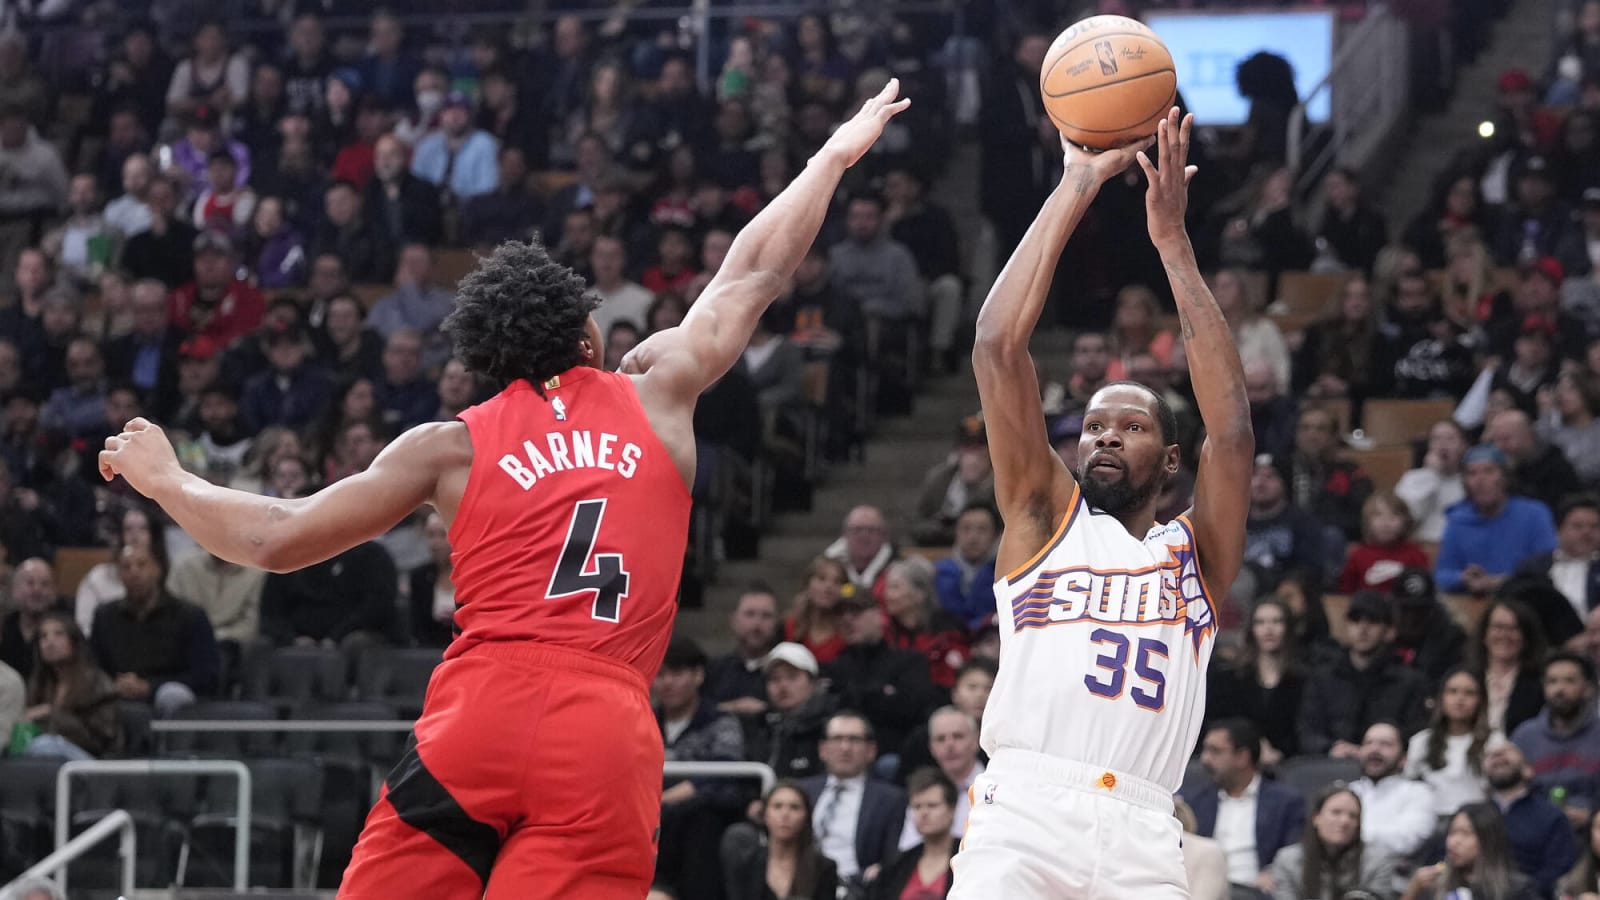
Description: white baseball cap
xmin=762 ymin=642 xmax=819 ymax=677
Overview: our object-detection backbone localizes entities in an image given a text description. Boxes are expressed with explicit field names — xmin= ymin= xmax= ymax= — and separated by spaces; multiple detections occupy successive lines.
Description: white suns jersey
xmin=981 ymin=484 xmax=1219 ymax=792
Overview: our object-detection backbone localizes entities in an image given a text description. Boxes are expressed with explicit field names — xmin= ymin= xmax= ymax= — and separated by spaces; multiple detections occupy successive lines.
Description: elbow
xmin=971 ymin=323 xmax=1026 ymax=367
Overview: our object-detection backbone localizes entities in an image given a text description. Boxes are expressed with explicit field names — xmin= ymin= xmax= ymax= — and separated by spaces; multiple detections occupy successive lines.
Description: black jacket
xmin=824 ymin=640 xmax=939 ymax=756
xmin=722 ymin=837 xmax=839 ymax=900
xmin=364 ymin=174 xmax=444 ymax=248
xmin=743 ymin=691 xmax=837 ymax=781
xmin=867 ymin=843 xmax=955 ymax=899
xmin=1298 ymin=651 xmax=1430 ymax=755
xmin=1508 ymin=561 xmax=1600 ymax=645
xmin=89 ymin=592 xmax=220 ymax=696
xmin=261 ymin=541 xmax=397 ymax=644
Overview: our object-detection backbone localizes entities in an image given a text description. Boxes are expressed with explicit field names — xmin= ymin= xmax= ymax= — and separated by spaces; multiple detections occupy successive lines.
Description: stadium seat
xmin=0 ymin=757 xmax=64 ymax=881
xmin=1274 ymin=755 xmax=1360 ymax=804
xmin=53 ymin=546 xmax=112 ymax=598
xmin=1358 ymin=399 xmax=1456 ymax=448
xmin=118 ymin=699 xmax=155 ymax=757
xmin=68 ymin=771 xmax=194 ymax=888
xmin=1346 ymin=446 xmax=1415 ymax=494
xmin=355 ymin=648 xmax=441 ymax=717
xmin=185 ymin=757 xmax=325 ymax=889
xmin=162 ymin=700 xmax=280 ymax=760
xmin=243 ymin=646 xmax=350 ymax=712
xmin=1272 ymin=271 xmax=1347 ymax=319
xmin=285 ymin=701 xmax=405 ymax=886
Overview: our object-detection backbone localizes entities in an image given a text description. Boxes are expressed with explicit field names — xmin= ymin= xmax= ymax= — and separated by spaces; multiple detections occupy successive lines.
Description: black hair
xmin=1094 ymin=380 xmax=1179 ymax=446
xmin=442 ymin=239 xmax=599 ymax=389
xmin=1558 ymin=492 xmax=1600 ymax=527
xmin=1206 ymin=718 xmax=1262 ymax=766
xmin=905 ymin=766 xmax=958 ymax=807
xmin=955 ymin=657 xmax=999 ymax=683
xmin=1546 ymin=650 xmax=1598 ymax=684
xmin=956 ymin=501 xmax=999 ymax=529
xmin=661 ymin=635 xmax=708 ymax=671
xmin=826 ymin=710 xmax=876 ymax=743
xmin=846 ymin=191 xmax=885 ymax=211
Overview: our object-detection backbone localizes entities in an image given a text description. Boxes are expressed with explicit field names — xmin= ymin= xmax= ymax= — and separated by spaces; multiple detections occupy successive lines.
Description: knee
xmin=153 ymin=682 xmax=197 ymax=718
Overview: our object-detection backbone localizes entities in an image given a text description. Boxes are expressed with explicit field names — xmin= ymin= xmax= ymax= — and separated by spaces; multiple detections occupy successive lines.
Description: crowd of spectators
xmin=3 ymin=0 xmax=1600 ymax=896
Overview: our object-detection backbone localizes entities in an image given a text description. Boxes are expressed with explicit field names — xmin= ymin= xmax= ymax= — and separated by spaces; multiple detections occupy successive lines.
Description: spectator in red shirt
xmin=1340 ymin=490 xmax=1433 ymax=593
xmin=882 ymin=558 xmax=969 ymax=692
xmin=785 ymin=556 xmax=849 ymax=665
xmin=643 ymin=225 xmax=700 ymax=295
xmin=168 ymin=231 xmax=264 ymax=348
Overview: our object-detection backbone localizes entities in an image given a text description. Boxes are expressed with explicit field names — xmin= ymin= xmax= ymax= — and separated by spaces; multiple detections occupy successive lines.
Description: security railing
xmin=1 ymin=808 xmax=135 ymax=899
xmin=55 ymin=759 xmax=252 ymax=895
xmin=1288 ymin=4 xmax=1412 ymax=193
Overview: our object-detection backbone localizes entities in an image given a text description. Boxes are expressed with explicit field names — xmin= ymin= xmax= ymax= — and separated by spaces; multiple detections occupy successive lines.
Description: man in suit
xmin=802 ymin=711 xmax=906 ymax=889
xmin=1182 ymin=719 xmax=1305 ymax=897
xmin=1514 ymin=494 xmax=1600 ymax=645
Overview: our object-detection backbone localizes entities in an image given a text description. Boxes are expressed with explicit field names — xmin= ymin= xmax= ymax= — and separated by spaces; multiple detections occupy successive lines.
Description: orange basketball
xmin=1040 ymin=15 xmax=1177 ymax=150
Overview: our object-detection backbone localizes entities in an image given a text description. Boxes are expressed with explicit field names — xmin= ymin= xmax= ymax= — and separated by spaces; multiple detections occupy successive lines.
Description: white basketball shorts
xmin=949 ymin=749 xmax=1189 ymax=900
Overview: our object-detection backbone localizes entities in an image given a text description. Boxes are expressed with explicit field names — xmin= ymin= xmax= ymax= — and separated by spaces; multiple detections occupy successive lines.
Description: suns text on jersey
xmin=497 ymin=430 xmax=644 ymax=489
xmin=1012 ymin=562 xmax=1213 ymax=641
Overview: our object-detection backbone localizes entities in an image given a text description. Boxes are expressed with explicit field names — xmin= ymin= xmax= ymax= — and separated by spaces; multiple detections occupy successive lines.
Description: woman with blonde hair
xmin=784 ymin=557 xmax=848 ymax=664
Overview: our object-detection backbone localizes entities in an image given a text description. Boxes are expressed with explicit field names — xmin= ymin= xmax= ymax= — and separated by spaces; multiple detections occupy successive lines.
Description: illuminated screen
xmin=1143 ymin=10 xmax=1335 ymax=126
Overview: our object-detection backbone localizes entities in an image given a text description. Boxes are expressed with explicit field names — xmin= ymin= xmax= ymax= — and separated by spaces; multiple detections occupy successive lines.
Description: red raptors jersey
xmin=447 ymin=368 xmax=692 ymax=680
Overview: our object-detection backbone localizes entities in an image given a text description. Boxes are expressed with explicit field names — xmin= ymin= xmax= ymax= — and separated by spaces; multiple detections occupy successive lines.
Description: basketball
xmin=1039 ymin=15 xmax=1177 ymax=150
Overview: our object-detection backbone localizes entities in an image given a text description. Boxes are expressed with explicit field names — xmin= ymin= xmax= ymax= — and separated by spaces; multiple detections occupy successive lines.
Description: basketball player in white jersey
xmin=949 ymin=109 xmax=1252 ymax=898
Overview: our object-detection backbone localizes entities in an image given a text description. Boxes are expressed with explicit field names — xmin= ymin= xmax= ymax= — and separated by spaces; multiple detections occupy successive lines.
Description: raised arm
xmin=620 ymin=80 xmax=910 ymax=403
xmin=1137 ymin=110 xmax=1254 ymax=591
xmin=100 ymin=417 xmax=468 ymax=573
xmin=974 ymin=137 xmax=1146 ymax=577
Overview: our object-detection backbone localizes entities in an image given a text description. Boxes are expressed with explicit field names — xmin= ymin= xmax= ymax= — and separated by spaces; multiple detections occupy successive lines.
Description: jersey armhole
xmin=1173 ymin=514 xmax=1219 ymax=626
xmin=1002 ymin=484 xmax=1082 ymax=587
xmin=446 ymin=409 xmax=484 ymax=548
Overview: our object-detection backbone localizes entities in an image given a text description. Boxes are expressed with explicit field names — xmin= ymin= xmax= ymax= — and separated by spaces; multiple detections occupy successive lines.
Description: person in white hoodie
xmin=1395 ymin=419 xmax=1468 ymax=542
xmin=0 ymin=101 xmax=66 ymax=278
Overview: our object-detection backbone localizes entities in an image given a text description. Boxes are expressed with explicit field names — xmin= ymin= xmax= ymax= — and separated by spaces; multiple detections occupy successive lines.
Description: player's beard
xmin=1077 ymin=464 xmax=1162 ymax=517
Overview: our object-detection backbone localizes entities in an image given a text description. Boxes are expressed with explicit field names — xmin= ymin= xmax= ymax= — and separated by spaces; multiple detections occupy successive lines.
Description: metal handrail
xmin=56 ymin=759 xmax=251 ymax=894
xmin=664 ymin=761 xmax=777 ymax=794
xmin=1287 ymin=4 xmax=1404 ymax=183
xmin=151 ymin=720 xmax=416 ymax=734
xmin=1 ymin=809 xmax=135 ymax=899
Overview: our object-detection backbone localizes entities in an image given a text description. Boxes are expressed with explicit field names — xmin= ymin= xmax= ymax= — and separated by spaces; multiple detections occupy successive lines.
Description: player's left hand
xmin=818 ymin=78 xmax=911 ymax=169
xmin=99 ymin=417 xmax=184 ymax=495
xmin=1135 ymin=108 xmax=1198 ymax=248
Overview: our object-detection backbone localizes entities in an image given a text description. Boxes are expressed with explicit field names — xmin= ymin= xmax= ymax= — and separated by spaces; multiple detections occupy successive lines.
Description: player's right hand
xmin=99 ymin=417 xmax=183 ymax=494
xmin=818 ymin=78 xmax=911 ymax=168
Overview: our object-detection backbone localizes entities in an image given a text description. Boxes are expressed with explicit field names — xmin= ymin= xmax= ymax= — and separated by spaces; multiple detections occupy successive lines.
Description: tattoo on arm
xmin=1072 ymin=168 xmax=1094 ymax=197
xmin=1164 ymin=262 xmax=1201 ymax=340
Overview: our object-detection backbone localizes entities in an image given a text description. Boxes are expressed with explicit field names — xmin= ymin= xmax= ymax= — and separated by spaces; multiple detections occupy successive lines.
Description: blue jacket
xmin=1182 ymin=776 xmax=1305 ymax=873
xmin=1435 ymin=496 xmax=1557 ymax=592
xmin=934 ymin=556 xmax=996 ymax=629
xmin=410 ymin=130 xmax=499 ymax=200
xmin=1496 ymin=790 xmax=1576 ymax=896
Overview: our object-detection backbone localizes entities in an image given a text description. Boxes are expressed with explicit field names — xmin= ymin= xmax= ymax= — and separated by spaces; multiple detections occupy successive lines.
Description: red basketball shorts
xmin=337 ymin=642 xmax=664 ymax=899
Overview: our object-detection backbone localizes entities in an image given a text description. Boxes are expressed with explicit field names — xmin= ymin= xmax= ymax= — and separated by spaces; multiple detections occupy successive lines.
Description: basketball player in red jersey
xmin=97 ymin=81 xmax=910 ymax=899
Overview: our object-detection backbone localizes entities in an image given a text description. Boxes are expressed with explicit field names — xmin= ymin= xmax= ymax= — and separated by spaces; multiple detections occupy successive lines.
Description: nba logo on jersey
xmin=552 ymin=398 xmax=568 ymax=421
xmin=983 ymin=783 xmax=997 ymax=805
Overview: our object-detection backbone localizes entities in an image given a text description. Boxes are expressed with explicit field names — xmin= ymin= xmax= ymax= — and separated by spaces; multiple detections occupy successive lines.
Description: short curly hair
xmin=442 ymin=239 xmax=599 ymax=389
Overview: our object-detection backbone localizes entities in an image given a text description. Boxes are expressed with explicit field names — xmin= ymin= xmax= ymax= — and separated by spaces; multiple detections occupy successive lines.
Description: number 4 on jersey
xmin=548 ymin=499 xmax=631 ymax=623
